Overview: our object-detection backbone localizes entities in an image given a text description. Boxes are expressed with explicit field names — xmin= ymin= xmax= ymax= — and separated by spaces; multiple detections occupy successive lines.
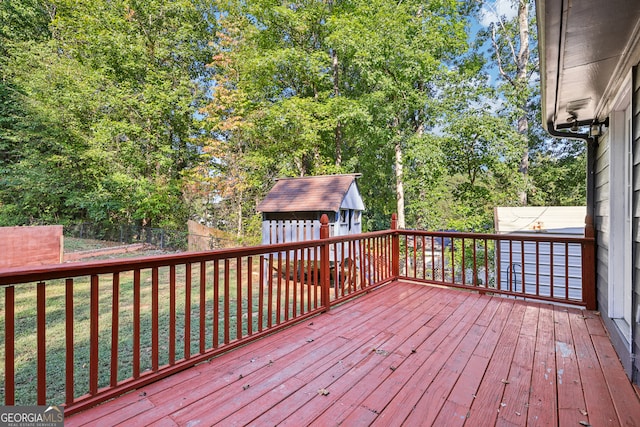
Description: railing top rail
xmin=0 ymin=229 xmax=394 ymax=286
xmin=399 ymin=229 xmax=593 ymax=244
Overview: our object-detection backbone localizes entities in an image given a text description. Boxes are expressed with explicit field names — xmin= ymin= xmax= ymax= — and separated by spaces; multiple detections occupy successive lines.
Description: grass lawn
xmin=1 ymin=258 xmax=322 ymax=406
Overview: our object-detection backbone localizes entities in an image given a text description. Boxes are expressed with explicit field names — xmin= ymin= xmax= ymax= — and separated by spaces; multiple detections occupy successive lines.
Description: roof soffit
xmin=538 ymin=0 xmax=640 ymax=130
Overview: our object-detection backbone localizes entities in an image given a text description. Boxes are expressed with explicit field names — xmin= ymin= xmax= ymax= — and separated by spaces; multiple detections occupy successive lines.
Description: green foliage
xmin=0 ymin=0 xmax=587 ymax=239
xmin=529 ymin=139 xmax=587 ymax=206
xmin=199 ymin=0 xmax=470 ymax=235
xmin=0 ymin=0 xmax=215 ymax=229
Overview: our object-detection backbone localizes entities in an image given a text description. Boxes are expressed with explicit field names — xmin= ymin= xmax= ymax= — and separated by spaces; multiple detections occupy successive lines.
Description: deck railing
xmin=0 ymin=216 xmax=394 ymax=415
xmin=397 ymin=229 xmax=595 ymax=309
xmin=0 ymin=214 xmax=595 ymax=414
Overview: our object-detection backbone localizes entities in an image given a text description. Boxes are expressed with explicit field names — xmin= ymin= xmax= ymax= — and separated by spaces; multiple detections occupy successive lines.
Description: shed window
xmin=353 ymin=211 xmax=361 ymax=224
xmin=340 ymin=210 xmax=347 ymax=223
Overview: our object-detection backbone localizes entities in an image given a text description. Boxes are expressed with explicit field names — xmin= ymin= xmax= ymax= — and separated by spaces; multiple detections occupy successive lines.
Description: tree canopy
xmin=0 ymin=0 xmax=586 ymax=240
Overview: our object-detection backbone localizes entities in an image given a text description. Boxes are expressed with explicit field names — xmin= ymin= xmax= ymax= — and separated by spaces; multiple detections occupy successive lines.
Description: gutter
xmin=545 ymin=122 xmax=595 ymax=240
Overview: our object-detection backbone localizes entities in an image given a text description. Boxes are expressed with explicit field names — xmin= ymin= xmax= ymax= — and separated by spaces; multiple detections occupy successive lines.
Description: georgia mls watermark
xmin=0 ymin=406 xmax=64 ymax=427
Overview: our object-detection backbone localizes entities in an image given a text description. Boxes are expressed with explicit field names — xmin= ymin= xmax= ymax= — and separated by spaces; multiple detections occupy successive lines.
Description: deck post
xmin=391 ymin=213 xmax=400 ymax=278
xmin=582 ymin=215 xmax=597 ymax=310
xmin=320 ymin=214 xmax=331 ymax=311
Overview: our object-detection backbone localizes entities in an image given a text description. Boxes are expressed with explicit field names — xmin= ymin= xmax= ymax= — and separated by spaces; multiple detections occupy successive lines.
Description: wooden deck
xmin=65 ymin=281 xmax=640 ymax=426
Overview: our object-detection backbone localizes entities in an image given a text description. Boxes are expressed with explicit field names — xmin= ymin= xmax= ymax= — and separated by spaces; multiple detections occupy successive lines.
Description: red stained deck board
xmin=431 ymin=297 xmax=517 ymax=425
xmin=350 ymin=292 xmax=473 ymax=419
xmin=308 ymin=352 xmax=406 ymax=426
xmin=383 ymin=287 xmax=447 ymax=335
xmin=146 ymin=329 xmax=321 ymax=405
xmin=405 ymin=300 xmax=497 ymax=425
xmin=314 ymin=289 xmax=460 ymax=425
xmin=592 ymin=334 xmax=640 ymax=426
xmin=65 ymin=368 xmax=200 ymax=427
xmin=439 ymin=353 xmax=490 ymax=410
xmin=277 ymin=351 xmax=404 ymax=426
xmin=195 ymin=376 xmax=308 ymax=427
xmin=320 ymin=290 xmax=472 ymax=425
xmin=472 ymin=298 xmax=516 ymax=359
xmin=137 ymin=323 xmax=346 ymax=425
xmin=553 ymin=305 xmax=587 ymax=422
xmin=143 ymin=419 xmax=178 ymax=427
xmin=444 ymin=297 xmax=517 ymax=406
xmin=496 ymin=304 xmax=539 ymax=425
xmin=376 ymin=295 xmax=492 ymax=426
xmin=334 ymin=405 xmax=379 ymax=427
xmin=274 ymin=288 xmax=440 ymax=425
xmin=64 ymin=281 xmax=640 ymax=427
xmin=584 ymin=312 xmax=608 ymax=336
xmin=568 ymin=308 xmax=620 ymax=426
xmin=434 ymin=400 xmax=470 ymax=427
xmin=77 ymin=398 xmax=155 ymax=427
xmin=465 ymin=301 xmax=528 ymax=425
xmin=169 ymin=334 xmax=352 ymax=425
xmin=474 ymin=296 xmax=503 ymax=327
xmin=249 ymin=331 xmax=396 ymax=426
xmin=402 ymin=323 xmax=488 ymax=427
xmin=170 ymin=328 xmax=372 ymax=426
xmin=526 ymin=303 xmax=558 ymax=426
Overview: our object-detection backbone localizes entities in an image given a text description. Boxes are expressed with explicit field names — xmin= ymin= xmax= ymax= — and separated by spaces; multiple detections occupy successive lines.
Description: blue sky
xmin=478 ymin=0 xmax=518 ymax=27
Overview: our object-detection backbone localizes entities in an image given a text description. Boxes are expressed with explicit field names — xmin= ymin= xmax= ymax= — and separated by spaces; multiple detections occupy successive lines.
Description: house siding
xmin=632 ymin=64 xmax=640 ymax=382
xmin=595 ymin=119 xmax=636 ymax=376
xmin=598 ymin=64 xmax=640 ymax=381
xmin=595 ymin=128 xmax=610 ymax=315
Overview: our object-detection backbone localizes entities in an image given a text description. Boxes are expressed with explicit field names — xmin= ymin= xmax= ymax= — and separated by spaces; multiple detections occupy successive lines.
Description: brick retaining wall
xmin=0 ymin=225 xmax=63 ymax=268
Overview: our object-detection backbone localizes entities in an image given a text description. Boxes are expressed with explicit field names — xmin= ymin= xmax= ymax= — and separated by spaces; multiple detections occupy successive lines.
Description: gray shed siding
xmin=497 ymin=240 xmax=583 ymax=300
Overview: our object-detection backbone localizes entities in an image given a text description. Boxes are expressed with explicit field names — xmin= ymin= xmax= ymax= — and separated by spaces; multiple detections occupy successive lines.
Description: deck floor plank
xmin=64 ymin=282 xmax=640 ymax=427
xmin=591 ymin=334 xmax=640 ymax=427
xmin=432 ymin=297 xmax=516 ymax=426
xmin=553 ymin=305 xmax=588 ymax=426
xmin=378 ymin=295 xmax=492 ymax=426
xmin=257 ymin=285 xmax=444 ymax=426
xmin=526 ymin=303 xmax=558 ymax=427
xmin=496 ymin=304 xmax=539 ymax=426
xmin=349 ymin=291 xmax=473 ymax=422
xmin=568 ymin=308 xmax=620 ymax=426
xmin=465 ymin=301 xmax=527 ymax=425
xmin=402 ymin=323 xmax=488 ymax=426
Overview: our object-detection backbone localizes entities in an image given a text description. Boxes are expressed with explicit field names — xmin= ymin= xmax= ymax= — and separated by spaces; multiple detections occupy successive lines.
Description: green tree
xmin=0 ymin=0 xmax=215 ymax=228
xmin=478 ymin=0 xmax=585 ymax=208
xmin=202 ymin=0 xmax=469 ymax=235
xmin=478 ymin=0 xmax=536 ymax=205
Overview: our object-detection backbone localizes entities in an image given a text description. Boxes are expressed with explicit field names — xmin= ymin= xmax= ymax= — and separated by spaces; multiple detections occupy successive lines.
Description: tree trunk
xmin=236 ymin=192 xmax=243 ymax=238
xmin=518 ymin=115 xmax=529 ymax=206
xmin=491 ymin=0 xmax=531 ymax=206
xmin=394 ymin=127 xmax=405 ymax=229
xmin=332 ymin=49 xmax=342 ymax=167
xmin=516 ymin=0 xmax=529 ymax=206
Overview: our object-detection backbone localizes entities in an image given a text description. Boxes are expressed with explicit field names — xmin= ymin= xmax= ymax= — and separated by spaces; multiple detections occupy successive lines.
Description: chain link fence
xmin=64 ymin=223 xmax=189 ymax=251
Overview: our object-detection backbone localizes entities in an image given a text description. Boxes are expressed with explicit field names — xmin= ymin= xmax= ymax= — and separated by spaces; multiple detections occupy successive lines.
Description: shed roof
xmin=257 ymin=174 xmax=361 ymax=213
xmin=494 ymin=206 xmax=586 ymax=236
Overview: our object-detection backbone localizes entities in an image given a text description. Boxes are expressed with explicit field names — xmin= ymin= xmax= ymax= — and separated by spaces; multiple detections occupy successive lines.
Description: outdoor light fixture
xmin=589 ymin=122 xmax=601 ymax=137
xmin=570 ymin=119 xmax=579 ymax=132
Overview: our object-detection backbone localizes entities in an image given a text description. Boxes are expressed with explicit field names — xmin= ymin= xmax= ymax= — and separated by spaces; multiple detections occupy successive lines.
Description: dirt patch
xmin=64 ymin=243 xmax=150 ymax=262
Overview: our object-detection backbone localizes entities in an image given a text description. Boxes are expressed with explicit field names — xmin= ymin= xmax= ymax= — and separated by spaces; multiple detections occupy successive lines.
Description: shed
xmin=494 ymin=206 xmax=586 ymax=300
xmin=257 ymin=174 xmax=365 ymax=246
